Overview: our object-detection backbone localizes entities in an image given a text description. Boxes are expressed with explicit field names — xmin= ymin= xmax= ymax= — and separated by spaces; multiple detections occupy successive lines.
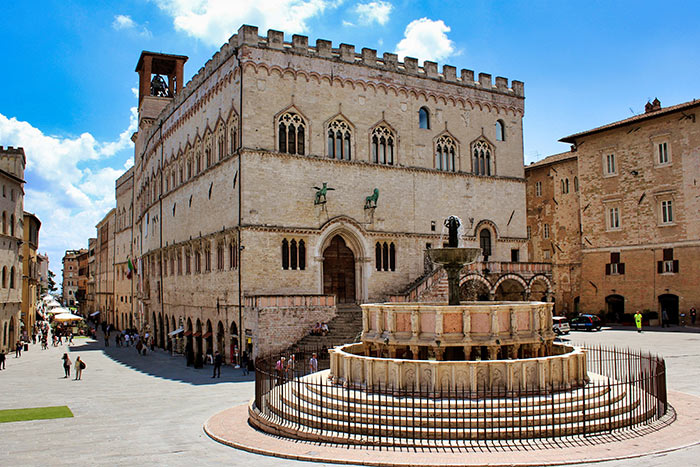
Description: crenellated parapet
xmin=0 ymin=146 xmax=26 ymax=181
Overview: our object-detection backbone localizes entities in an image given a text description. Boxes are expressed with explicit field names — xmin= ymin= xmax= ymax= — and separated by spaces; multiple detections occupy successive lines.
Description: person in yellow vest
xmin=634 ymin=310 xmax=643 ymax=333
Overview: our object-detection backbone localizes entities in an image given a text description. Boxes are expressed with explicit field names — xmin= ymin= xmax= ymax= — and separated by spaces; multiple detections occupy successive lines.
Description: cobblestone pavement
xmin=1 ymin=326 xmax=698 ymax=466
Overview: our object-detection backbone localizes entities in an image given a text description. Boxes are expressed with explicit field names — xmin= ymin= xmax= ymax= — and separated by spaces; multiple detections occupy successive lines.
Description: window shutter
xmin=618 ymin=263 xmax=625 ymax=275
xmin=611 ymin=252 xmax=620 ymax=263
xmin=673 ymin=260 xmax=679 ymax=273
xmin=663 ymin=248 xmax=673 ymax=261
xmin=657 ymin=261 xmax=663 ymax=274
xmin=605 ymin=264 xmax=611 ymax=275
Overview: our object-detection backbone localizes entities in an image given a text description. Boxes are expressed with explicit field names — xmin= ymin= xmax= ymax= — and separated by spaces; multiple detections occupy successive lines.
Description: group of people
xmin=108 ymin=328 xmax=154 ymax=355
xmin=635 ymin=306 xmax=698 ymax=332
xmin=61 ymin=353 xmax=86 ymax=380
xmin=310 ymin=322 xmax=330 ymax=336
xmin=274 ymin=352 xmax=320 ymax=385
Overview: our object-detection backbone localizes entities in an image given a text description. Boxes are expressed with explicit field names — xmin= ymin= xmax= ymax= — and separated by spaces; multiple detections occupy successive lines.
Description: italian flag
xmin=127 ymin=257 xmax=135 ymax=279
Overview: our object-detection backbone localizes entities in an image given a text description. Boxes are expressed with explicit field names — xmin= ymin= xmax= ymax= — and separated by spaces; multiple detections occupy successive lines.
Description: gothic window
xmin=218 ymin=135 xmax=225 ymax=162
xmin=187 ymin=159 xmax=192 ymax=179
xmin=435 ymin=134 xmax=457 ymax=172
xmin=204 ymin=246 xmax=211 ymax=272
xmin=206 ymin=146 xmax=212 ymax=168
xmin=327 ymin=119 xmax=352 ymax=160
xmin=479 ymin=229 xmax=492 ymax=258
xmin=177 ymin=253 xmax=182 ymax=275
xmin=9 ymin=267 xmax=14 ymax=288
xmin=278 ymin=111 xmax=306 ymax=155
xmin=230 ymin=127 xmax=237 ymax=153
xmin=229 ymin=239 xmax=238 ymax=269
xmin=9 ymin=214 xmax=14 ymax=236
xmin=195 ymin=251 xmax=201 ymax=273
xmin=375 ymin=241 xmax=396 ymax=271
xmin=496 ymin=120 xmax=505 ymax=141
xmin=2 ymin=267 xmax=5 ymax=288
xmin=1 ymin=211 xmax=5 ymax=234
xmin=419 ymin=107 xmax=430 ymax=129
xmin=281 ymin=238 xmax=305 ymax=270
xmin=196 ymin=152 xmax=202 ymax=173
xmin=472 ymin=140 xmax=492 ymax=176
xmin=217 ymin=244 xmax=224 ymax=270
xmin=574 ymin=176 xmax=579 ymax=192
xmin=170 ymin=255 xmax=175 ymax=276
xmin=371 ymin=125 xmax=395 ymax=165
xmin=185 ymin=250 xmax=191 ymax=274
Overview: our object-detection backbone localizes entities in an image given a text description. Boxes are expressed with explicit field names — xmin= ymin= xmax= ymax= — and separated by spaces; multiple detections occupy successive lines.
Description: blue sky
xmin=1 ymin=0 xmax=699 ymax=285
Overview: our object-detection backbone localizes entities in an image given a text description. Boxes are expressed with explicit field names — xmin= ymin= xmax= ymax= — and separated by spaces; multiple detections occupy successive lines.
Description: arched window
xmin=375 ymin=241 xmax=396 ymax=271
xmin=229 ymin=240 xmax=238 ymax=269
xmin=2 ymin=211 xmax=6 ymax=234
xmin=196 ymin=153 xmax=202 ymax=173
xmin=561 ymin=180 xmax=565 ymax=194
xmin=435 ymin=135 xmax=457 ymax=172
xmin=9 ymin=267 xmax=15 ymax=288
xmin=472 ymin=140 xmax=492 ymax=176
xmin=217 ymin=244 xmax=224 ymax=270
xmin=371 ymin=125 xmax=395 ymax=165
xmin=479 ymin=229 xmax=492 ymax=258
xmin=574 ymin=176 xmax=579 ymax=192
xmin=281 ymin=238 xmax=305 ymax=270
xmin=278 ymin=111 xmax=306 ymax=155
xmin=2 ymin=266 xmax=6 ymax=288
xmin=9 ymin=214 xmax=14 ymax=236
xmin=419 ymin=107 xmax=430 ymax=129
xmin=565 ymin=178 xmax=570 ymax=193
xmin=327 ymin=119 xmax=352 ymax=160
xmin=496 ymin=120 xmax=505 ymax=141
xmin=230 ymin=127 xmax=237 ymax=153
xmin=206 ymin=146 xmax=212 ymax=168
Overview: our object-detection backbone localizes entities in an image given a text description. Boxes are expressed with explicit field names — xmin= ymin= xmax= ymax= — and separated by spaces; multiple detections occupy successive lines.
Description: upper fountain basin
xmin=427 ymin=247 xmax=481 ymax=265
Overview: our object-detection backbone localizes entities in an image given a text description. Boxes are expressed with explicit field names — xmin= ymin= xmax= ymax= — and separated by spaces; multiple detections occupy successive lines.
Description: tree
xmin=48 ymin=270 xmax=57 ymax=293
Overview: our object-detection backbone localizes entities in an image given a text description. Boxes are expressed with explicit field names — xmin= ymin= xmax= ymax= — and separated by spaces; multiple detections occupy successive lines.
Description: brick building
xmin=62 ymin=249 xmax=85 ymax=307
xmin=95 ymin=210 xmax=115 ymax=322
xmin=525 ymin=152 xmax=581 ymax=315
xmin=0 ymin=147 xmax=25 ymax=351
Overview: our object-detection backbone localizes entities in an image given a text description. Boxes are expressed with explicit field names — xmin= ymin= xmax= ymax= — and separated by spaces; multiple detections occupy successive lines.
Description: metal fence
xmin=252 ymin=344 xmax=667 ymax=447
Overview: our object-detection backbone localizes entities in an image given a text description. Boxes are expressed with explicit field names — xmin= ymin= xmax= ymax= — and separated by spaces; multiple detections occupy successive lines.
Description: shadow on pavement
xmin=68 ymin=338 xmax=255 ymax=386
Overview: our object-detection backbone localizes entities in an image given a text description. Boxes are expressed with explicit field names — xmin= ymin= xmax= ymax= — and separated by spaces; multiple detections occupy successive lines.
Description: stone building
xmin=61 ymin=250 xmax=83 ymax=306
xmin=37 ymin=252 xmax=49 ymax=294
xmin=117 ymin=25 xmax=551 ymax=360
xmin=525 ymin=152 xmax=581 ymax=314
xmin=21 ymin=212 xmax=41 ymax=333
xmin=75 ymin=248 xmax=89 ymax=314
xmin=114 ymin=168 xmax=134 ymax=329
xmin=86 ymin=238 xmax=96 ymax=317
xmin=0 ymin=146 xmax=25 ymax=351
xmin=95 ymin=210 xmax=115 ymax=323
xmin=559 ymin=98 xmax=700 ymax=322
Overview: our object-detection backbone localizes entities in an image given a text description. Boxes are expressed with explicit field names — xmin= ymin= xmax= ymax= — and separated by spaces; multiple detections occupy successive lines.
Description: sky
xmin=1 ymin=0 xmax=699 ymax=285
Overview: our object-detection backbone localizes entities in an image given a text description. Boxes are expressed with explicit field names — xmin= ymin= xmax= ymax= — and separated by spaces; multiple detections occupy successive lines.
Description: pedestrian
xmin=241 ymin=350 xmax=249 ymax=376
xmin=691 ymin=307 xmax=697 ymax=326
xmin=0 ymin=349 xmax=5 ymax=369
xmin=212 ymin=351 xmax=223 ymax=378
xmin=15 ymin=341 xmax=22 ymax=358
xmin=634 ymin=310 xmax=643 ymax=333
xmin=74 ymin=356 xmax=85 ymax=380
xmin=69 ymin=332 xmax=74 ymax=345
xmin=275 ymin=356 xmax=285 ymax=385
xmin=62 ymin=353 xmax=71 ymax=378
xmin=124 ymin=333 xmax=130 ymax=347
xmin=309 ymin=352 xmax=318 ymax=373
xmin=662 ymin=309 xmax=669 ymax=328
xmin=136 ymin=339 xmax=143 ymax=356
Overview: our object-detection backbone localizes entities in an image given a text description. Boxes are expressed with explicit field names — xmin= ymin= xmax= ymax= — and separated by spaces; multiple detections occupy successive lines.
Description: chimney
xmin=645 ymin=98 xmax=661 ymax=113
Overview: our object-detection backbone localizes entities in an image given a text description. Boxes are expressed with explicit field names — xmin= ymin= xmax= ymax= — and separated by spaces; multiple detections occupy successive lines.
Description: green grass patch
xmin=0 ymin=406 xmax=73 ymax=423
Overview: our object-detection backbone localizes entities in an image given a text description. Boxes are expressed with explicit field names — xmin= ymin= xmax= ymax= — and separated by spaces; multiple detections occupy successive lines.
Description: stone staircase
xmin=252 ymin=371 xmax=659 ymax=446
xmin=293 ymin=304 xmax=363 ymax=351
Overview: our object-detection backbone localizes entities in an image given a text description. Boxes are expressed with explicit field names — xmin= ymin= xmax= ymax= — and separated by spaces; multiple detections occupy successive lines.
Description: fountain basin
xmin=427 ymin=247 xmax=481 ymax=265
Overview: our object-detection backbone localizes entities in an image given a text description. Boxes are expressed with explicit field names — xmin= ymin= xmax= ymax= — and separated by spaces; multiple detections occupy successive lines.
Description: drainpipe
xmin=237 ymin=47 xmax=244 ymax=363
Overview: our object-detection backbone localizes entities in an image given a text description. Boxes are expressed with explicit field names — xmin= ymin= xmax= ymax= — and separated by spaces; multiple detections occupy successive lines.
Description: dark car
xmin=570 ymin=314 xmax=602 ymax=331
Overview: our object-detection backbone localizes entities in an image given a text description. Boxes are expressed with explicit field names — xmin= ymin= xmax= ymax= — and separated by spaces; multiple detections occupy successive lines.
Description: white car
xmin=553 ymin=316 xmax=570 ymax=335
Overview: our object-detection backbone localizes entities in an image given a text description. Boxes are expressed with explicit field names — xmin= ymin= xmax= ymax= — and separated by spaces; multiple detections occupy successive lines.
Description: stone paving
xmin=0 ymin=325 xmax=698 ymax=466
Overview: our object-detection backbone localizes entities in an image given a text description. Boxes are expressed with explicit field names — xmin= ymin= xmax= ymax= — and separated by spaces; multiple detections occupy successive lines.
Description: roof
xmin=560 ymin=98 xmax=700 ymax=143
xmin=135 ymin=51 xmax=189 ymax=73
xmin=525 ymin=151 xmax=577 ymax=171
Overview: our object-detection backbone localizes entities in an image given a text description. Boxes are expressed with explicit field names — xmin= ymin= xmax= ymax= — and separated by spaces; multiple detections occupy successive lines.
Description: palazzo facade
xmin=114 ymin=25 xmax=549 ymax=359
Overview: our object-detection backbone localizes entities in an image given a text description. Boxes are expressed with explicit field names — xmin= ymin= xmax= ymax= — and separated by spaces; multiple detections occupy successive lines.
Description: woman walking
xmin=62 ymin=353 xmax=71 ymax=378
xmin=74 ymin=356 xmax=85 ymax=380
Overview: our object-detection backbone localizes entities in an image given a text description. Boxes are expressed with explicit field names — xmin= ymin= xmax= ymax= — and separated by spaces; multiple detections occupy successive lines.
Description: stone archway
xmin=316 ymin=218 xmax=369 ymax=303
xmin=460 ymin=275 xmax=491 ymax=301
xmin=323 ymin=235 xmax=356 ymax=303
xmin=494 ymin=275 xmax=527 ymax=301
xmin=529 ymin=277 xmax=550 ymax=302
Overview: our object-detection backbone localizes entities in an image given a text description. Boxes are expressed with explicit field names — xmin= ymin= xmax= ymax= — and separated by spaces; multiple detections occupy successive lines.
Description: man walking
xmin=634 ymin=310 xmax=643 ymax=333
xmin=662 ymin=309 xmax=669 ymax=328
xmin=212 ymin=351 xmax=223 ymax=378
xmin=309 ymin=353 xmax=318 ymax=374
xmin=690 ymin=307 xmax=697 ymax=326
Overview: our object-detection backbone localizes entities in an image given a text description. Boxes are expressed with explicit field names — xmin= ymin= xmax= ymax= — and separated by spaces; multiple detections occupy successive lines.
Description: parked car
xmin=570 ymin=314 xmax=603 ymax=331
xmin=552 ymin=316 xmax=570 ymax=335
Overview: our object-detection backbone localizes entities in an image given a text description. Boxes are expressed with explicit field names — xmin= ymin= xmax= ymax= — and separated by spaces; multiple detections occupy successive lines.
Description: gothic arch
xmin=315 ymin=216 xmax=370 ymax=303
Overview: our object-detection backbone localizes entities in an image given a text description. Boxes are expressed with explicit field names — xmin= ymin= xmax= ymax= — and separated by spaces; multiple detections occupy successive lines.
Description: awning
xmin=202 ymin=331 xmax=212 ymax=339
xmin=89 ymin=311 xmax=100 ymax=317
xmin=193 ymin=331 xmax=202 ymax=337
xmin=168 ymin=327 xmax=184 ymax=337
xmin=184 ymin=330 xmax=192 ymax=336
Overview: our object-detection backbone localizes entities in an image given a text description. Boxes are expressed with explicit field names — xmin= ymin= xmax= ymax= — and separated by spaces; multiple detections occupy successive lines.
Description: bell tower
xmin=135 ymin=51 xmax=188 ymax=121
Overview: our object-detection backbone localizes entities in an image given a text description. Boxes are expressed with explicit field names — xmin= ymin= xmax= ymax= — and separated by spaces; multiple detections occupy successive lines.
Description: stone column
xmin=410 ymin=345 xmax=420 ymax=360
xmin=434 ymin=347 xmax=445 ymax=361
xmin=463 ymin=345 xmax=472 ymax=360
xmin=411 ymin=310 xmax=419 ymax=338
xmin=462 ymin=310 xmax=471 ymax=336
xmin=444 ymin=263 xmax=462 ymax=306
xmin=488 ymin=346 xmax=499 ymax=360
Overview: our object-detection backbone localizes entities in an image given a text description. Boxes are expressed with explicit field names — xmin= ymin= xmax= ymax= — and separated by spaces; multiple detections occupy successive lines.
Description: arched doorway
xmin=152 ymin=312 xmax=157 ymax=343
xmin=659 ymin=294 xmax=679 ymax=324
xmin=158 ymin=314 xmax=164 ymax=348
xmin=186 ymin=318 xmax=194 ymax=366
xmin=205 ymin=319 xmax=213 ymax=357
xmin=494 ymin=278 xmax=526 ymax=301
xmin=605 ymin=295 xmax=625 ymax=322
xmin=216 ymin=321 xmax=225 ymax=355
xmin=8 ymin=317 xmax=15 ymax=346
xmin=529 ymin=278 xmax=549 ymax=302
xmin=460 ymin=278 xmax=490 ymax=301
xmin=195 ymin=319 xmax=203 ymax=363
xmin=323 ymin=235 xmax=356 ymax=303
xmin=230 ymin=321 xmax=239 ymax=365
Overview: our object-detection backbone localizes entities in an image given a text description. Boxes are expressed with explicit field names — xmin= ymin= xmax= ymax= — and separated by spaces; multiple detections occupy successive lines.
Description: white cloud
xmin=112 ymin=14 xmax=152 ymax=38
xmin=0 ymin=109 xmax=137 ymax=285
xmin=354 ymin=1 xmax=392 ymax=25
xmin=153 ymin=0 xmax=339 ymax=46
xmin=395 ymin=18 xmax=455 ymax=63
